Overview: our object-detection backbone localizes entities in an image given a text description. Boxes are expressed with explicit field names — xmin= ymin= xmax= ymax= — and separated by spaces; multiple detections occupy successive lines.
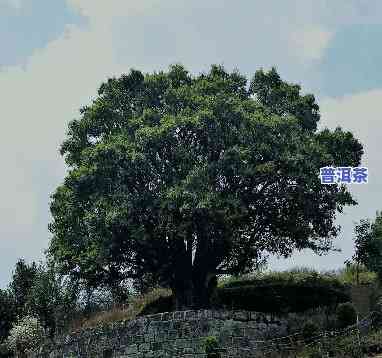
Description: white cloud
xmin=288 ymin=26 xmax=333 ymax=63
xmin=0 ymin=3 xmax=128 ymax=286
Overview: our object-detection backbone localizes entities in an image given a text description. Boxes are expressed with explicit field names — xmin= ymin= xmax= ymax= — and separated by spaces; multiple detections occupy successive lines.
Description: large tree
xmin=48 ymin=64 xmax=363 ymax=309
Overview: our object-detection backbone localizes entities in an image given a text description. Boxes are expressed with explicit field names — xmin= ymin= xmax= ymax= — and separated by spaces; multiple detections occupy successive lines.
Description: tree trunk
xmin=192 ymin=270 xmax=209 ymax=308
xmin=173 ymin=271 xmax=216 ymax=310
xmin=173 ymin=280 xmax=193 ymax=310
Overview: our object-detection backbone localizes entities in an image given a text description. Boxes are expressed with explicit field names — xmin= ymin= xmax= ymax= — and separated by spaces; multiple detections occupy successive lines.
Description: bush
xmin=6 ymin=316 xmax=44 ymax=355
xmin=0 ymin=289 xmax=16 ymax=344
xmin=203 ymin=336 xmax=220 ymax=358
xmin=302 ymin=320 xmax=320 ymax=343
xmin=329 ymin=334 xmax=363 ymax=358
xmin=361 ymin=329 xmax=382 ymax=355
xmin=297 ymin=346 xmax=322 ymax=358
xmin=0 ymin=343 xmax=12 ymax=358
xmin=370 ymin=296 xmax=382 ymax=330
xmin=215 ymin=270 xmax=350 ymax=314
xmin=138 ymin=270 xmax=350 ymax=315
xmin=336 ymin=302 xmax=357 ymax=329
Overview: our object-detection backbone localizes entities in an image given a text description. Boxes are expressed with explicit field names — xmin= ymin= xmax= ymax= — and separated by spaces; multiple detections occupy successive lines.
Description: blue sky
xmin=0 ymin=0 xmax=382 ymax=288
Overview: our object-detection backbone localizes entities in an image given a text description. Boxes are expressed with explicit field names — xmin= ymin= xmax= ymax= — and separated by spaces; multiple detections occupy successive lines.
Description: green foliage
xmin=133 ymin=270 xmax=350 ymax=315
xmin=370 ymin=296 xmax=382 ymax=330
xmin=48 ymin=63 xmax=363 ymax=309
xmin=0 ymin=289 xmax=16 ymax=344
xmin=9 ymin=259 xmax=38 ymax=318
xmin=249 ymin=67 xmax=320 ymax=131
xmin=0 ymin=343 xmax=12 ymax=358
xmin=302 ymin=320 xmax=320 ymax=343
xmin=366 ymin=212 xmax=382 ymax=281
xmin=328 ymin=333 xmax=363 ymax=358
xmin=336 ymin=263 xmax=377 ymax=285
xmin=24 ymin=264 xmax=66 ymax=337
xmin=203 ymin=336 xmax=221 ymax=358
xmin=361 ymin=329 xmax=382 ymax=356
xmin=297 ymin=329 xmax=382 ymax=358
xmin=348 ymin=212 xmax=382 ymax=283
xmin=215 ymin=270 xmax=349 ymax=313
xmin=6 ymin=316 xmax=44 ymax=355
xmin=336 ymin=302 xmax=357 ymax=329
xmin=297 ymin=346 xmax=322 ymax=358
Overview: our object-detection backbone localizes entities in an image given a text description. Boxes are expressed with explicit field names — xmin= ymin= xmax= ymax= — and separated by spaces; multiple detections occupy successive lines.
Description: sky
xmin=0 ymin=0 xmax=382 ymax=288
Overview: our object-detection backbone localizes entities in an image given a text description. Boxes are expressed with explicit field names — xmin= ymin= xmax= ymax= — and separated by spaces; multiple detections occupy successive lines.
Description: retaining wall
xmin=27 ymin=310 xmax=290 ymax=358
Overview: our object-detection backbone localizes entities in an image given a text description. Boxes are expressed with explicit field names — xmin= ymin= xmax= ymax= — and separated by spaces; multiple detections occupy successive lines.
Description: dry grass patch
xmin=67 ymin=287 xmax=172 ymax=332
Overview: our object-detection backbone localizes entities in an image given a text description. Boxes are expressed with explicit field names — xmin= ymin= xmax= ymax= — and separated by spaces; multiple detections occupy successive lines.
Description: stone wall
xmin=27 ymin=310 xmax=290 ymax=358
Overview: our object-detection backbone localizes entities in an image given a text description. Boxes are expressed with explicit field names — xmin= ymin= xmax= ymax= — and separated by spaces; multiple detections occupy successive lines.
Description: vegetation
xmin=203 ymin=336 xmax=221 ymax=358
xmin=0 ymin=290 xmax=16 ymax=344
xmin=67 ymin=288 xmax=171 ymax=331
xmin=47 ymin=64 xmax=363 ymax=310
xmin=296 ymin=328 xmax=382 ymax=358
xmin=111 ymin=269 xmax=351 ymax=316
xmin=1 ymin=64 xmax=379 ymax=357
xmin=347 ymin=212 xmax=382 ymax=283
xmin=214 ymin=269 xmax=350 ymax=313
xmin=335 ymin=302 xmax=357 ymax=329
xmin=302 ymin=321 xmax=320 ymax=343
xmin=6 ymin=316 xmax=44 ymax=357
xmin=336 ymin=263 xmax=378 ymax=285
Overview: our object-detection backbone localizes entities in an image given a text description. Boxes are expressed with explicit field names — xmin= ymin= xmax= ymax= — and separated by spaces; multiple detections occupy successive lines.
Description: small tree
xmin=8 ymin=259 xmax=38 ymax=318
xmin=0 ymin=289 xmax=16 ymax=348
xmin=24 ymin=265 xmax=62 ymax=337
xmin=349 ymin=212 xmax=382 ymax=284
xmin=367 ymin=212 xmax=382 ymax=282
xmin=348 ymin=219 xmax=373 ymax=285
xmin=6 ymin=316 xmax=44 ymax=357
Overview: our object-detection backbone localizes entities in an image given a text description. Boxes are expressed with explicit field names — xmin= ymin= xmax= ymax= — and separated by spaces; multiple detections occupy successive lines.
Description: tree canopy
xmin=351 ymin=212 xmax=382 ymax=282
xmin=48 ymin=64 xmax=363 ymax=308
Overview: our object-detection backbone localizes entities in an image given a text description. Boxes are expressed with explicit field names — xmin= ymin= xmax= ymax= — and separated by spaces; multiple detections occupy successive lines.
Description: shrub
xmin=336 ymin=302 xmax=357 ymax=328
xmin=329 ymin=333 xmax=363 ymax=358
xmin=361 ymin=329 xmax=382 ymax=355
xmin=297 ymin=346 xmax=322 ymax=358
xmin=140 ymin=270 xmax=350 ymax=314
xmin=0 ymin=343 xmax=12 ymax=358
xmin=370 ymin=296 xmax=382 ymax=330
xmin=6 ymin=316 xmax=44 ymax=355
xmin=302 ymin=320 xmax=320 ymax=343
xmin=216 ymin=270 xmax=350 ymax=313
xmin=0 ymin=289 xmax=16 ymax=344
xmin=203 ymin=336 xmax=220 ymax=358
